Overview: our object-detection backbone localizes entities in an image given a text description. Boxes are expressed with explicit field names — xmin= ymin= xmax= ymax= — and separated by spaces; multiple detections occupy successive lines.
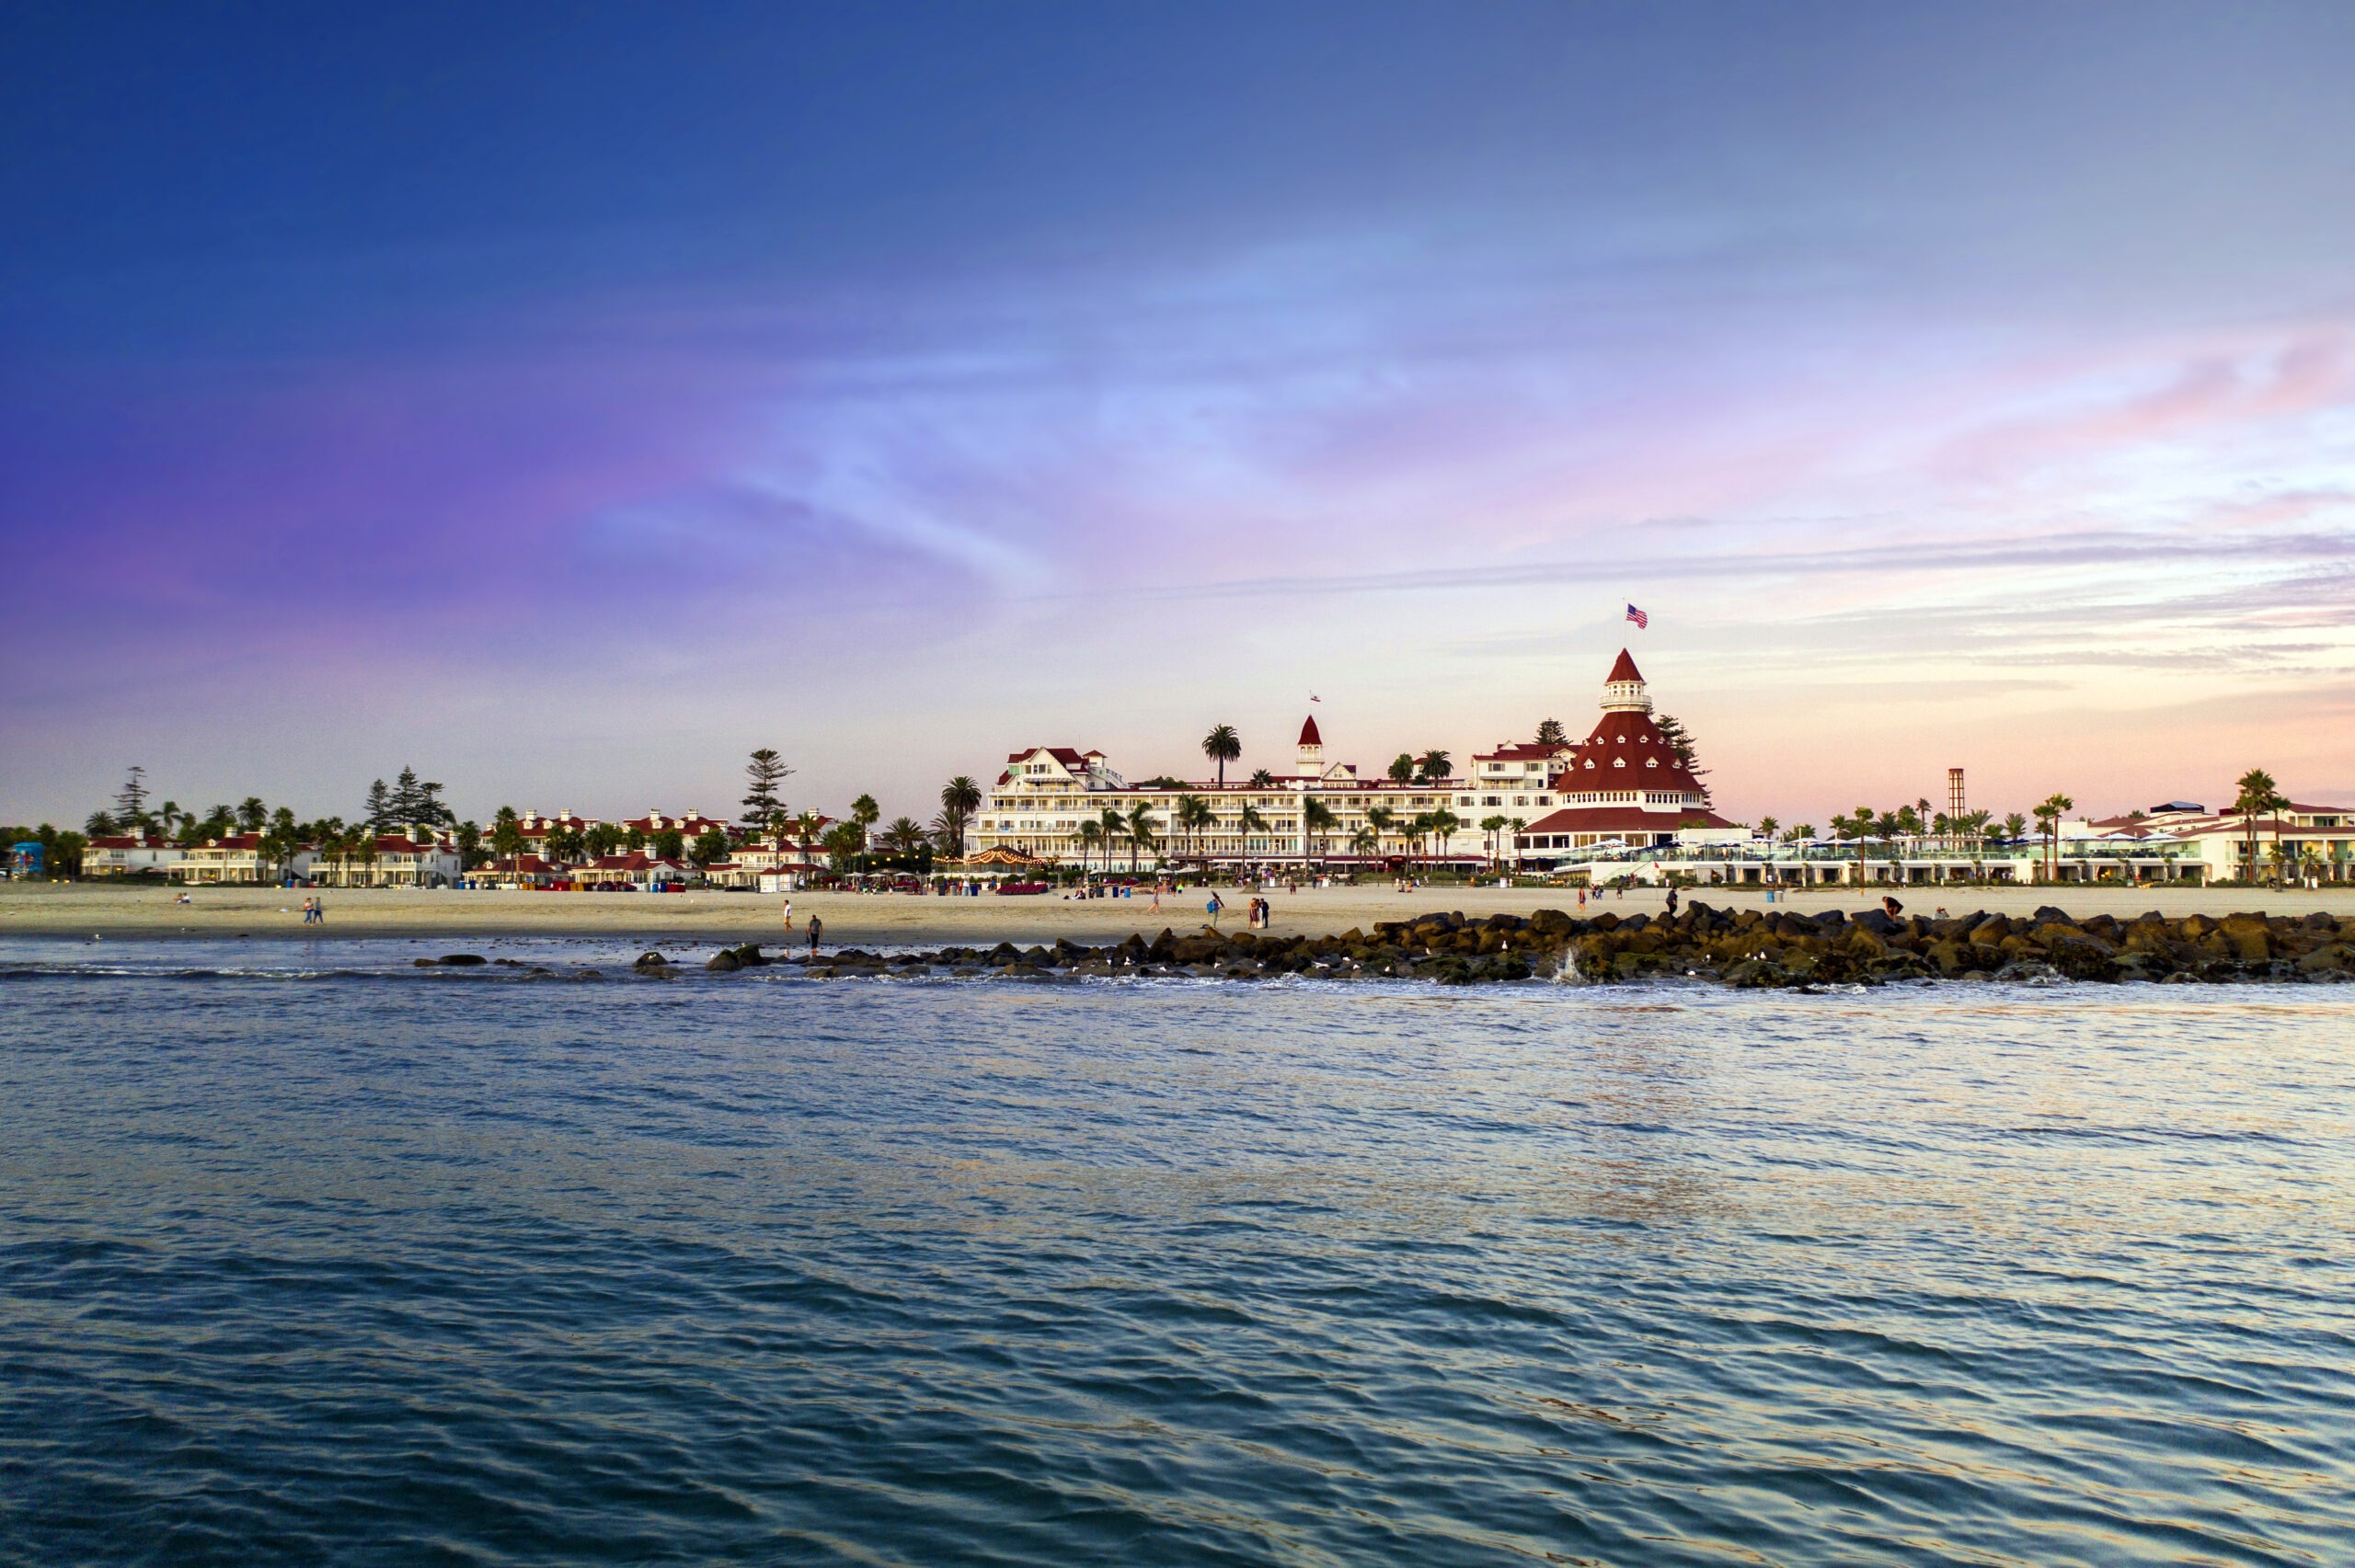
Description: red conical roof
xmin=1605 ymin=648 xmax=1644 ymax=684
xmin=1298 ymin=715 xmax=1323 ymax=746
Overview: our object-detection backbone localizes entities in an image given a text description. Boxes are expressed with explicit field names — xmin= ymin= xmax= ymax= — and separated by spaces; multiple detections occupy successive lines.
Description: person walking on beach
xmin=1664 ymin=887 xmax=1679 ymax=918
xmin=781 ymin=897 xmax=794 ymax=933
xmin=1206 ymin=892 xmax=1223 ymax=927
xmin=807 ymin=915 xmax=823 ymax=956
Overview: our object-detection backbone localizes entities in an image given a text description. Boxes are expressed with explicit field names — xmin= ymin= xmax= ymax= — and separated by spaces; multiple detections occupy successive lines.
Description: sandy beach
xmin=7 ymin=879 xmax=2353 ymax=948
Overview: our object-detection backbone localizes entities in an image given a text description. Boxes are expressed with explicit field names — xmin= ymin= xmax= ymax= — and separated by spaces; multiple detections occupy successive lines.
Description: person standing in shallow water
xmin=807 ymin=915 xmax=822 ymax=956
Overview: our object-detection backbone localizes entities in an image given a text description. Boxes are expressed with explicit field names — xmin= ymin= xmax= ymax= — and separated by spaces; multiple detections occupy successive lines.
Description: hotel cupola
xmin=1296 ymin=714 xmax=1324 ymax=776
xmin=1600 ymin=648 xmax=1652 ymax=714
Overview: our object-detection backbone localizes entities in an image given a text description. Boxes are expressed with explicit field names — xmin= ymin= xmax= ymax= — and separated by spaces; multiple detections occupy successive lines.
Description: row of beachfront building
xmin=972 ymin=649 xmax=2355 ymax=887
xmin=79 ymin=807 xmax=832 ymax=891
xmin=77 ymin=649 xmax=2354 ymax=889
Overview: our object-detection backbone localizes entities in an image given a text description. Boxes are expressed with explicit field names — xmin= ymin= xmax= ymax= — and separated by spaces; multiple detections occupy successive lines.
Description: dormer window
xmin=1613 ymin=758 xmax=1626 ymax=768
xmin=1646 ymin=758 xmax=1658 ymax=768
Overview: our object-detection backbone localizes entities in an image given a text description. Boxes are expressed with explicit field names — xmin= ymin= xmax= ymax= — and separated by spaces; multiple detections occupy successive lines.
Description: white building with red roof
xmin=81 ymin=832 xmax=185 ymax=877
xmin=975 ymin=722 xmax=1540 ymax=868
xmin=1508 ymin=649 xmax=1739 ymax=860
xmin=166 ymin=834 xmax=318 ymax=885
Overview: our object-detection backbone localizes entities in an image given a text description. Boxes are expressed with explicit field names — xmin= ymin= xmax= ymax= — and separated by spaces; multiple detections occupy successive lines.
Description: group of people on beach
xmin=300 ymin=896 xmax=324 ymax=924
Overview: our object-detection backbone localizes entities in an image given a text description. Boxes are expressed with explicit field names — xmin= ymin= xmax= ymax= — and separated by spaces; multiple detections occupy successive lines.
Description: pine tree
xmin=1652 ymin=714 xmax=1712 ymax=805
xmin=388 ymin=766 xmax=423 ymax=828
xmin=114 ymin=765 xmax=150 ymax=827
xmin=1535 ymin=718 xmax=1566 ymax=745
xmin=742 ymin=749 xmax=793 ymax=834
xmin=364 ymin=779 xmax=391 ymax=834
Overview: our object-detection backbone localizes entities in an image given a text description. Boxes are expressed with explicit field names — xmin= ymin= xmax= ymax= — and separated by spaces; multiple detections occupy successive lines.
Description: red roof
xmin=1605 ymin=647 xmax=1644 ymax=684
xmin=1518 ymin=805 xmax=1733 ymax=834
xmin=1474 ymin=741 xmax=1565 ymax=761
xmin=1298 ymin=715 xmax=1322 ymax=746
xmin=87 ymin=835 xmax=173 ymax=850
xmin=1561 ymin=708 xmax=1702 ymax=792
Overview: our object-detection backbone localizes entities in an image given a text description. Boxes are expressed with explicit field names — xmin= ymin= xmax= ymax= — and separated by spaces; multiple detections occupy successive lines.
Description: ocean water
xmin=3 ymin=940 xmax=2351 ymax=1565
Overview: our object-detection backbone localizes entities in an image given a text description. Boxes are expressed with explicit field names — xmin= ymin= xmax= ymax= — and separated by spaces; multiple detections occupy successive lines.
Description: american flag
xmin=1626 ymin=603 xmax=1648 ymax=629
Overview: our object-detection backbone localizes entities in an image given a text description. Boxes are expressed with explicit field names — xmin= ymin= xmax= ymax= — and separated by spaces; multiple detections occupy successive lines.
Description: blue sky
xmin=6 ymin=3 xmax=2353 ymax=828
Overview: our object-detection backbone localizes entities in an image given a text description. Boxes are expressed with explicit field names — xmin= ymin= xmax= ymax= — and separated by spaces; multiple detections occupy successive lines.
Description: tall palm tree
xmin=1247 ymin=768 xmax=1275 ymax=788
xmin=1350 ymin=826 xmax=1379 ymax=860
xmin=1479 ymin=813 xmax=1510 ymax=868
xmin=1097 ymin=806 xmax=1129 ymax=871
xmin=1365 ymin=805 xmax=1396 ymax=857
xmin=2034 ymin=793 xmax=2074 ymax=884
xmin=1125 ymin=804 xmax=1159 ymax=872
xmin=1175 ymin=795 xmax=1213 ymax=863
xmin=1201 ymin=725 xmax=1241 ymax=786
xmin=1076 ymin=820 xmax=1102 ymax=876
xmin=938 ymin=776 xmax=982 ymax=860
xmin=1238 ymin=804 xmax=1269 ymax=859
xmin=1303 ymin=797 xmax=1338 ymax=864
xmin=2232 ymin=768 xmax=2285 ymax=886
xmin=1418 ymin=750 xmax=1453 ymax=783
xmin=1429 ymin=807 xmax=1460 ymax=862
xmin=851 ymin=795 xmax=880 ymax=836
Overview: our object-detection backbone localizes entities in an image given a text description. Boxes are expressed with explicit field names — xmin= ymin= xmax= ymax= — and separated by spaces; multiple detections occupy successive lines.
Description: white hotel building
xmin=972 ymin=650 xmax=1726 ymax=868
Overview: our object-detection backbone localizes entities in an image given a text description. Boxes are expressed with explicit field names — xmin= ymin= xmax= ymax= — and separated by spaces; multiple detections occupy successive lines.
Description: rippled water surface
xmin=4 ymin=939 xmax=2352 ymax=1564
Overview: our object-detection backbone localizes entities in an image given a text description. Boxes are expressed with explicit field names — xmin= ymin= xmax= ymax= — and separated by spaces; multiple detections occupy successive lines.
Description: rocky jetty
xmin=746 ymin=905 xmax=2355 ymax=987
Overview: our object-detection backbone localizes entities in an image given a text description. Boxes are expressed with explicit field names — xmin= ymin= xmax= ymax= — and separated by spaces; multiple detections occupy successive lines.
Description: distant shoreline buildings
xmin=46 ymin=648 xmax=2355 ymax=890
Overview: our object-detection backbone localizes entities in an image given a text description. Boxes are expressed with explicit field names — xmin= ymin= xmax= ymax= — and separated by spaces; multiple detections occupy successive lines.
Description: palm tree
xmin=1302 ymin=797 xmax=1337 ymax=864
xmin=851 ymin=795 xmax=880 ymax=835
xmin=2033 ymin=793 xmax=2074 ymax=884
xmin=880 ymin=817 xmax=929 ymax=859
xmin=1238 ymin=802 xmax=1269 ymax=848
xmin=1175 ymin=795 xmax=1213 ymax=863
xmin=1350 ymin=826 xmax=1380 ymax=859
xmin=1429 ymin=807 xmax=1460 ymax=862
xmin=1365 ymin=806 xmax=1396 ymax=858
xmin=1077 ymin=820 xmax=1102 ymax=876
xmin=1418 ymin=749 xmax=1453 ymax=783
xmin=938 ymin=775 xmax=982 ymax=860
xmin=1097 ymin=806 xmax=1130 ymax=871
xmin=2232 ymin=768 xmax=2286 ymax=886
xmin=1247 ymin=768 xmax=1275 ymax=787
xmin=1477 ymin=813 xmax=1509 ymax=866
xmin=1125 ymin=803 xmax=1159 ymax=872
xmin=236 ymin=796 xmax=269 ymax=832
xmin=1201 ymin=725 xmax=1241 ymax=786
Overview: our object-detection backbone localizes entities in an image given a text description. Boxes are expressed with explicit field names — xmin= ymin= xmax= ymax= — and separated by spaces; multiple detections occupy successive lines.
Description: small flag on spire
xmin=1626 ymin=603 xmax=1648 ymax=630
xmin=1309 ymin=693 xmax=1320 ymax=703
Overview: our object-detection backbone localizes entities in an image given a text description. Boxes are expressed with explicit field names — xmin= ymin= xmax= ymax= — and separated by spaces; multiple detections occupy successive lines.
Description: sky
xmin=6 ymin=2 xmax=2354 ymax=830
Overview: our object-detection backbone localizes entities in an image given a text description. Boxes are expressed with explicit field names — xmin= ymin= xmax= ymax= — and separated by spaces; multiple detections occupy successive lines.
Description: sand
xmin=6 ymin=879 xmax=2352 ymax=949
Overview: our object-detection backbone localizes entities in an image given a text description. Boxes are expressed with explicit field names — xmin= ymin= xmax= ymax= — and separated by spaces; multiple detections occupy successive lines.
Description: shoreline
xmin=8 ymin=879 xmax=2355 ymax=944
